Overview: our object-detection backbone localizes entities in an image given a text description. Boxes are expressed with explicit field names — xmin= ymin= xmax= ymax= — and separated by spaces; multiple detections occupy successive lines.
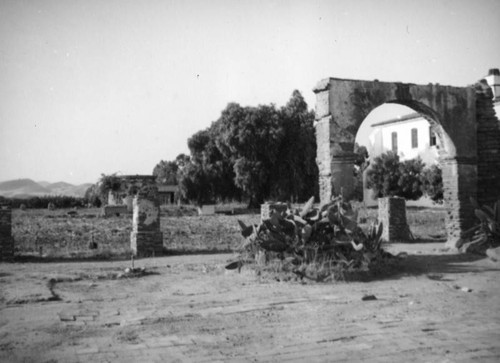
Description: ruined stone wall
xmin=475 ymin=82 xmax=500 ymax=207
xmin=0 ymin=207 xmax=14 ymax=260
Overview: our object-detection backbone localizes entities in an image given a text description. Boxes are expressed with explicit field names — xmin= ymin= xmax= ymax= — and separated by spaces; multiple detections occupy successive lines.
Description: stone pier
xmin=378 ymin=197 xmax=412 ymax=242
xmin=129 ymin=176 xmax=163 ymax=257
xmin=0 ymin=206 xmax=14 ymax=260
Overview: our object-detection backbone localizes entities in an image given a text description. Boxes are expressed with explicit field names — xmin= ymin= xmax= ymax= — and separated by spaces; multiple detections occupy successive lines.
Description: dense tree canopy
xmin=274 ymin=90 xmax=318 ymax=202
xmin=366 ymin=152 xmax=426 ymax=201
xmin=153 ymin=160 xmax=179 ymax=185
xmin=397 ymin=158 xmax=425 ymax=200
xmin=366 ymin=151 xmax=402 ymax=199
xmin=162 ymin=90 xmax=319 ymax=207
xmin=153 ymin=153 xmax=191 ymax=185
xmin=217 ymin=103 xmax=284 ymax=207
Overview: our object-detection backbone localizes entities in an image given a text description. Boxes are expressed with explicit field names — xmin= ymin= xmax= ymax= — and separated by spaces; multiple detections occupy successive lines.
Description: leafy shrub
xmin=178 ymin=162 xmax=214 ymax=206
xmin=366 ymin=152 xmax=424 ymax=201
xmin=7 ymin=196 xmax=86 ymax=209
xmin=84 ymin=184 xmax=102 ymax=207
xmin=397 ymin=158 xmax=425 ymax=200
xmin=420 ymin=164 xmax=443 ymax=203
xmin=97 ymin=173 xmax=122 ymax=205
xmin=366 ymin=151 xmax=401 ymax=199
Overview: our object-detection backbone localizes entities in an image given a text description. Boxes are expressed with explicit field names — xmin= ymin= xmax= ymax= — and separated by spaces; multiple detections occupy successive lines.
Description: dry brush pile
xmin=229 ymin=196 xmax=399 ymax=281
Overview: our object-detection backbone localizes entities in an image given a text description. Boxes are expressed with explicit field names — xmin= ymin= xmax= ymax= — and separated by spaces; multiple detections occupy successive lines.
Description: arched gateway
xmin=313 ymin=76 xmax=500 ymax=247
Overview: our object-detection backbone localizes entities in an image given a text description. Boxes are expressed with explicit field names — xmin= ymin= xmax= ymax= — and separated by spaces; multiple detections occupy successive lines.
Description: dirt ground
xmin=1 ymin=243 xmax=500 ymax=363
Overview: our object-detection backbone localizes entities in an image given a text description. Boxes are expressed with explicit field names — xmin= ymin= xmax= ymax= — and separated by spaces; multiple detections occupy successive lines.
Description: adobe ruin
xmin=314 ymin=71 xmax=500 ymax=246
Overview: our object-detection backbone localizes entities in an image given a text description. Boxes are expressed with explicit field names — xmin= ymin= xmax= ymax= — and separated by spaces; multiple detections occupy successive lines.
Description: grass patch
xmin=12 ymin=207 xmax=260 ymax=259
xmin=11 ymin=204 xmax=445 ymax=261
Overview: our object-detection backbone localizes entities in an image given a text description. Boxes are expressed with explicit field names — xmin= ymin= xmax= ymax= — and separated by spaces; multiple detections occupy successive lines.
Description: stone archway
xmin=313 ymin=77 xmax=479 ymax=246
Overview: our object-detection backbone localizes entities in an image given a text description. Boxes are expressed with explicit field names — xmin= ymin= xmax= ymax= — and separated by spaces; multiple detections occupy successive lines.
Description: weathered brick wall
xmin=475 ymin=81 xmax=500 ymax=207
xmin=0 ymin=208 xmax=14 ymax=260
xmin=378 ymin=197 xmax=412 ymax=242
xmin=129 ymin=177 xmax=163 ymax=257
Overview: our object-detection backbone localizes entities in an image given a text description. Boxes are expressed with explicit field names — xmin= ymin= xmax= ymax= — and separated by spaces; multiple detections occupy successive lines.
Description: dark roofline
xmin=371 ymin=112 xmax=422 ymax=128
xmin=488 ymin=68 xmax=500 ymax=76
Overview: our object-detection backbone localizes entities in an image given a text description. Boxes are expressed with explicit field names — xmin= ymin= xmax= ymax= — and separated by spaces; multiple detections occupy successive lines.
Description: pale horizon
xmin=1 ymin=0 xmax=499 ymax=185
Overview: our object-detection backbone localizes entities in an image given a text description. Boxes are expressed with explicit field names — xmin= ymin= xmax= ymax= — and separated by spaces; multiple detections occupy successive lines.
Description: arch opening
xmin=354 ymin=103 xmax=448 ymax=209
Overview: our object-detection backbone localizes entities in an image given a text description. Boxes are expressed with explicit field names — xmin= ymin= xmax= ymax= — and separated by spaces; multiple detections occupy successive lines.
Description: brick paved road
xmin=1 ymin=244 xmax=499 ymax=362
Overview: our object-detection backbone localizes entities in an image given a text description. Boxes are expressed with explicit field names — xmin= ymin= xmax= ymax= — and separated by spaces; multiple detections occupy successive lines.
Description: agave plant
xmin=459 ymin=198 xmax=500 ymax=254
xmin=364 ymin=221 xmax=384 ymax=253
xmin=227 ymin=195 xmax=391 ymax=281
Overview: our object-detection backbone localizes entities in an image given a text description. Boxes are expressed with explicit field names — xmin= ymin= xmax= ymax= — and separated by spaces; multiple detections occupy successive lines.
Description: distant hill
xmin=0 ymin=179 xmax=91 ymax=199
xmin=0 ymin=179 xmax=52 ymax=196
xmin=69 ymin=183 xmax=93 ymax=197
xmin=46 ymin=181 xmax=80 ymax=196
xmin=37 ymin=181 xmax=52 ymax=188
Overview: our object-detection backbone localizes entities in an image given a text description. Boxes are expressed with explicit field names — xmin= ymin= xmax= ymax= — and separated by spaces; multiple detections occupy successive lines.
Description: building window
xmin=391 ymin=131 xmax=398 ymax=154
xmin=411 ymin=128 xmax=418 ymax=148
xmin=429 ymin=127 xmax=437 ymax=146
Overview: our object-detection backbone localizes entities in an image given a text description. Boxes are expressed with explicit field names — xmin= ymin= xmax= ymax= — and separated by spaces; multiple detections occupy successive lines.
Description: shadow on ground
xmin=398 ymin=252 xmax=499 ymax=276
xmin=358 ymin=252 xmax=500 ymax=283
xmin=9 ymin=247 xmax=235 ymax=263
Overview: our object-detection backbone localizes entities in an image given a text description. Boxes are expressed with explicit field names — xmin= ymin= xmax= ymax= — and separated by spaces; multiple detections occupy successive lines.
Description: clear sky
xmin=1 ymin=0 xmax=499 ymax=185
